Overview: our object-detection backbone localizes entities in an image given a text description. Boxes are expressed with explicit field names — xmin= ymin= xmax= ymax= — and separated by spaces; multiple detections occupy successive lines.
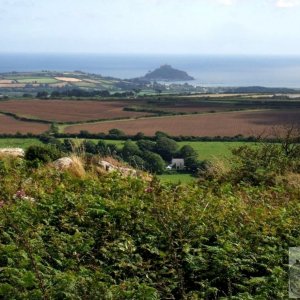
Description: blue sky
xmin=1 ymin=0 xmax=300 ymax=55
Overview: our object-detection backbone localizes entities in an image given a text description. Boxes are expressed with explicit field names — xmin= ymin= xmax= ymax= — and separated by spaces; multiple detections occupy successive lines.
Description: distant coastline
xmin=1 ymin=54 xmax=300 ymax=88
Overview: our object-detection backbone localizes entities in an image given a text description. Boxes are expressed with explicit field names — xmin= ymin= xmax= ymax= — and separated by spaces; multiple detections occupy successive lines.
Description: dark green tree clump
xmin=25 ymin=145 xmax=61 ymax=163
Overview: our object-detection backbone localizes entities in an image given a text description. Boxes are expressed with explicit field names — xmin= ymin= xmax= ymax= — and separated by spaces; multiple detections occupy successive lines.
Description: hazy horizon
xmin=2 ymin=53 xmax=300 ymax=87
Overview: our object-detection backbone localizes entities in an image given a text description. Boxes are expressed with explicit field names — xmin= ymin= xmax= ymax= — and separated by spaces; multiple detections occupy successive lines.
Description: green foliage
xmin=49 ymin=123 xmax=59 ymax=135
xmin=155 ymin=136 xmax=179 ymax=161
xmin=121 ymin=140 xmax=141 ymax=160
xmin=230 ymin=142 xmax=300 ymax=185
xmin=179 ymin=145 xmax=201 ymax=174
xmin=136 ymin=140 xmax=156 ymax=153
xmin=108 ymin=128 xmax=125 ymax=137
xmin=82 ymin=140 xmax=97 ymax=154
xmin=127 ymin=155 xmax=146 ymax=170
xmin=0 ymin=156 xmax=299 ymax=298
xmin=25 ymin=145 xmax=61 ymax=164
xmin=179 ymin=145 xmax=198 ymax=159
xmin=143 ymin=151 xmax=165 ymax=174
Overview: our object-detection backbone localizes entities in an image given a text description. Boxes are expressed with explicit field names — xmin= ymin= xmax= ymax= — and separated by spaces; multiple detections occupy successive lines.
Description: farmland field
xmin=64 ymin=109 xmax=300 ymax=136
xmin=0 ymin=100 xmax=153 ymax=122
xmin=158 ymin=173 xmax=195 ymax=183
xmin=54 ymin=77 xmax=82 ymax=82
xmin=0 ymin=138 xmax=42 ymax=148
xmin=16 ymin=77 xmax=59 ymax=84
xmin=0 ymin=114 xmax=49 ymax=134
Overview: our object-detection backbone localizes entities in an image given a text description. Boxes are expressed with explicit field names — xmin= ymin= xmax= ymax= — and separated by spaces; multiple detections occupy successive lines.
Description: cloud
xmin=276 ymin=0 xmax=300 ymax=7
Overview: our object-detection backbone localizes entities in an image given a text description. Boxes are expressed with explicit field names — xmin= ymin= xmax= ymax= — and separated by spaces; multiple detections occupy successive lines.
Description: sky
xmin=1 ymin=0 xmax=300 ymax=55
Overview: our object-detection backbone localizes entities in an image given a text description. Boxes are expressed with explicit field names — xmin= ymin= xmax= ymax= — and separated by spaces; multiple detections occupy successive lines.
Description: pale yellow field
xmin=0 ymin=83 xmax=26 ymax=88
xmin=0 ymin=80 xmax=14 ymax=84
xmin=55 ymin=77 xmax=82 ymax=82
xmin=179 ymin=93 xmax=273 ymax=98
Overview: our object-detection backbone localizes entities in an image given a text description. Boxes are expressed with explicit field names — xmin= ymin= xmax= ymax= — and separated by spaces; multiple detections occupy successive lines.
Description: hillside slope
xmin=143 ymin=64 xmax=194 ymax=81
xmin=0 ymin=150 xmax=299 ymax=298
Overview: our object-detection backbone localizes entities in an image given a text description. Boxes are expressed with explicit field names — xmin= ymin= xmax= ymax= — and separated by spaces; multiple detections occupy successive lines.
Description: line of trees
xmin=37 ymin=131 xmax=204 ymax=175
xmin=36 ymin=89 xmax=135 ymax=99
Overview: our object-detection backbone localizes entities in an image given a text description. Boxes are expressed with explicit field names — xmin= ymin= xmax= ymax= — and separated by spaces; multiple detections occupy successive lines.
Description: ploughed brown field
xmin=0 ymin=100 xmax=152 ymax=122
xmin=0 ymin=114 xmax=49 ymax=134
xmin=64 ymin=109 xmax=300 ymax=136
xmin=152 ymin=104 xmax=239 ymax=114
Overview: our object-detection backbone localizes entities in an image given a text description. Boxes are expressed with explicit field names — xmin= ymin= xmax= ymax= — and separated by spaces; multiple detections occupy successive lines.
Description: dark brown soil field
xmin=0 ymin=114 xmax=49 ymax=134
xmin=64 ymin=109 xmax=300 ymax=137
xmin=0 ymin=100 xmax=152 ymax=122
xmin=153 ymin=105 xmax=234 ymax=114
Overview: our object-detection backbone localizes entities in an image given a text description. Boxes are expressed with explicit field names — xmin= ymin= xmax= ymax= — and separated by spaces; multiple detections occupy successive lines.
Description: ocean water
xmin=1 ymin=53 xmax=300 ymax=88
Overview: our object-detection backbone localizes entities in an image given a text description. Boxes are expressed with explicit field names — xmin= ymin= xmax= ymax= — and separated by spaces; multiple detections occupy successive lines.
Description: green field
xmin=177 ymin=141 xmax=250 ymax=161
xmin=15 ymin=77 xmax=59 ymax=84
xmin=73 ymin=82 xmax=98 ymax=88
xmin=158 ymin=173 xmax=195 ymax=184
xmin=0 ymin=138 xmax=42 ymax=148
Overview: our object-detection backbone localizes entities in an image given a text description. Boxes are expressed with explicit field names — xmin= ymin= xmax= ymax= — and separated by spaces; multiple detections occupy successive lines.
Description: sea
xmin=1 ymin=53 xmax=300 ymax=88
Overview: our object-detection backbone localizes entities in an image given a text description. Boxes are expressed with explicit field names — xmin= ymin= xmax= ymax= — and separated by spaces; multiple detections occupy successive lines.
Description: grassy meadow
xmin=0 ymin=138 xmax=42 ymax=149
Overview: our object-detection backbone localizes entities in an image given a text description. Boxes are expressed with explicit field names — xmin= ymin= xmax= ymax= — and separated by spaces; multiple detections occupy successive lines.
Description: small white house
xmin=169 ymin=158 xmax=185 ymax=170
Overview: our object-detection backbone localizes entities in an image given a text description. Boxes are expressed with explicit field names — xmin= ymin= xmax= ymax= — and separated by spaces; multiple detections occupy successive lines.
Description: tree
xmin=179 ymin=145 xmax=198 ymax=159
xmin=179 ymin=145 xmax=201 ymax=174
xmin=106 ymin=144 xmax=118 ymax=156
xmin=36 ymin=91 xmax=49 ymax=99
xmin=185 ymin=156 xmax=202 ymax=174
xmin=134 ymin=132 xmax=145 ymax=140
xmin=62 ymin=139 xmax=75 ymax=153
xmin=143 ymin=151 xmax=165 ymax=174
xmin=49 ymin=123 xmax=59 ymax=135
xmin=137 ymin=140 xmax=156 ymax=153
xmin=83 ymin=140 xmax=97 ymax=154
xmin=108 ymin=128 xmax=125 ymax=137
xmin=128 ymin=155 xmax=146 ymax=170
xmin=155 ymin=131 xmax=169 ymax=139
xmin=155 ymin=137 xmax=178 ymax=161
xmin=122 ymin=140 xmax=141 ymax=160
xmin=51 ymin=91 xmax=60 ymax=98
xmin=96 ymin=141 xmax=109 ymax=156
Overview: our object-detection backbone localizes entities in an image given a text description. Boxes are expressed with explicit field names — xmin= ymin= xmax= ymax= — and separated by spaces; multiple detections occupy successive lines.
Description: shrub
xmin=229 ymin=141 xmax=300 ymax=185
xmin=0 ymin=158 xmax=298 ymax=298
xmin=25 ymin=145 xmax=61 ymax=163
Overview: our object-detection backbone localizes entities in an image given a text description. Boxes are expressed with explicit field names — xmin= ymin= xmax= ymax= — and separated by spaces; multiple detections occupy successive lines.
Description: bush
xmin=228 ymin=140 xmax=300 ymax=185
xmin=25 ymin=145 xmax=61 ymax=163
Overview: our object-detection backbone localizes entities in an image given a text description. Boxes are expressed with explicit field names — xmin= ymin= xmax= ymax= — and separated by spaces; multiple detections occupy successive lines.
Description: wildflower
xmin=144 ymin=187 xmax=154 ymax=193
xmin=14 ymin=189 xmax=26 ymax=199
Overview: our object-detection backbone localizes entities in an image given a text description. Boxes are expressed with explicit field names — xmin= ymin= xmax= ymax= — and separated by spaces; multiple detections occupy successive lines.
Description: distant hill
xmin=143 ymin=64 xmax=194 ymax=81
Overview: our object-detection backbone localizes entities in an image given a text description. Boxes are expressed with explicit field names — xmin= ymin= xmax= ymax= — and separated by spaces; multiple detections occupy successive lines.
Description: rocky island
xmin=143 ymin=64 xmax=194 ymax=81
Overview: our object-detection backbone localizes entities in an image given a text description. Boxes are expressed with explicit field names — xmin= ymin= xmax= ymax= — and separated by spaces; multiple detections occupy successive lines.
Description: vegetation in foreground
xmin=0 ymin=131 xmax=300 ymax=299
